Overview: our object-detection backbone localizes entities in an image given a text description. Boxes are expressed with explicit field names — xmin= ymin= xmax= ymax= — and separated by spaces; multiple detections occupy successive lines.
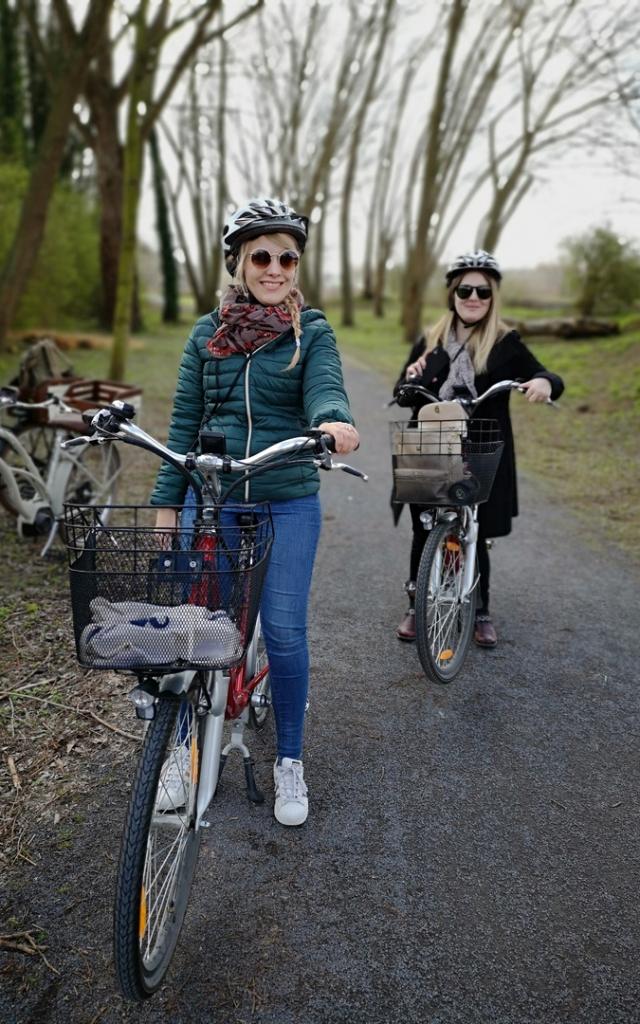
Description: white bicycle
xmin=0 ymin=385 xmax=124 ymax=554
xmin=391 ymin=379 xmax=555 ymax=683
xmin=61 ymin=399 xmax=367 ymax=1001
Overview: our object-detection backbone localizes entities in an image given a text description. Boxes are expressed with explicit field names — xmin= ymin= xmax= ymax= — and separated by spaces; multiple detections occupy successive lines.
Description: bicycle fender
xmin=158 ymin=669 xmax=198 ymax=696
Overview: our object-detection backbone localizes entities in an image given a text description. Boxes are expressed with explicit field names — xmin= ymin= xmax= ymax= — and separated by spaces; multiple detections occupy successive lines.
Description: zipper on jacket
xmin=244 ymin=352 xmax=253 ymax=502
xmin=241 ymin=334 xmax=292 ymax=501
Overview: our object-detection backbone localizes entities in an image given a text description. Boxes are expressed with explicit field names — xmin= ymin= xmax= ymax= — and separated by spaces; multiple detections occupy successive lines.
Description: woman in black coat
xmin=393 ymin=250 xmax=564 ymax=647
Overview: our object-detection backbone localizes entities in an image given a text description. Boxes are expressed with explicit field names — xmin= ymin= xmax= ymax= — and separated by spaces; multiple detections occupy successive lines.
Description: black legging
xmin=408 ymin=504 xmax=490 ymax=615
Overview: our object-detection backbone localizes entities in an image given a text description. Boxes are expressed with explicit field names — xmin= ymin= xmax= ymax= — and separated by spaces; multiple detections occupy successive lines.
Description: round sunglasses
xmin=455 ymin=284 xmax=492 ymax=300
xmin=247 ymin=248 xmax=300 ymax=270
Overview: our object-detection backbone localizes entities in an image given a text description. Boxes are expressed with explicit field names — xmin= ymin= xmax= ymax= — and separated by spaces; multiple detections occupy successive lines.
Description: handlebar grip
xmin=63 ymin=435 xmax=92 ymax=448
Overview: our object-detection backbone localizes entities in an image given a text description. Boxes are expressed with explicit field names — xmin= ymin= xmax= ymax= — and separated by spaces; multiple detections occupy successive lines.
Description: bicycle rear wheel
xmin=415 ymin=519 xmax=477 ymax=684
xmin=114 ymin=692 xmax=204 ymax=1001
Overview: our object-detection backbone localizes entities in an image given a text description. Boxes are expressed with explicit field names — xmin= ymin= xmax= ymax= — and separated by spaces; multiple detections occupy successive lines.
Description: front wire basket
xmin=390 ymin=418 xmax=504 ymax=506
xmin=64 ymin=504 xmax=273 ymax=672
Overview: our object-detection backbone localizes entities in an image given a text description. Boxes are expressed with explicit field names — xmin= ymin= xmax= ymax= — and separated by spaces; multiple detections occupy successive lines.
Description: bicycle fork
xmin=460 ymin=514 xmax=479 ymax=600
xmin=194 ymin=669 xmax=265 ymax=829
xmin=195 ymin=670 xmax=228 ymax=829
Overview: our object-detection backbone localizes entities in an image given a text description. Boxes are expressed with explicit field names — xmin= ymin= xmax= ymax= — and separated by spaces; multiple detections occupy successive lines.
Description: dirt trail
xmin=1 ymin=358 xmax=638 ymax=1023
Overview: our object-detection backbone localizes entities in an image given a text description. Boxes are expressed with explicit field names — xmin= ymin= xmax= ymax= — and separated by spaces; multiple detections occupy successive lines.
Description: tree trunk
xmin=401 ymin=0 xmax=466 ymax=341
xmin=373 ymin=234 xmax=392 ymax=318
xmin=149 ymin=129 xmax=179 ymax=323
xmin=0 ymin=0 xmax=113 ymax=349
xmin=109 ymin=2 xmax=149 ymax=381
xmin=90 ymin=80 xmax=123 ymax=329
xmin=340 ymin=0 xmax=395 ymax=327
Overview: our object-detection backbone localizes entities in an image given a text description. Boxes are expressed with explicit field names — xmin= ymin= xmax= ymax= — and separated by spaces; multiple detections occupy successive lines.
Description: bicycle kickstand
xmin=219 ymin=719 xmax=264 ymax=804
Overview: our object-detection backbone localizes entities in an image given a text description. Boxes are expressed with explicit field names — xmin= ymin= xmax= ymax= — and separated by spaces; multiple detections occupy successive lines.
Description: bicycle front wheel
xmin=114 ymin=693 xmax=204 ymax=1001
xmin=415 ymin=520 xmax=477 ymax=684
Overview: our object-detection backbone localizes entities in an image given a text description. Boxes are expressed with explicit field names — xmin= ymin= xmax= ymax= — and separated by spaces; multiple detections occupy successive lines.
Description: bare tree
xmin=234 ymin=2 xmax=379 ymax=307
xmin=0 ymin=0 xmax=113 ymax=350
xmin=161 ymin=37 xmax=230 ymax=316
xmin=363 ymin=43 xmax=427 ymax=315
xmin=475 ymin=1 xmax=640 ymax=251
xmin=400 ymin=0 xmax=532 ymax=341
xmin=17 ymin=0 xmax=264 ymax=336
xmin=339 ymin=0 xmax=396 ymax=326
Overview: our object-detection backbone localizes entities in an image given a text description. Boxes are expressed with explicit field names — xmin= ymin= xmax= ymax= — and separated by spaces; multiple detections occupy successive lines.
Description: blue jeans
xmin=180 ymin=491 xmax=322 ymax=759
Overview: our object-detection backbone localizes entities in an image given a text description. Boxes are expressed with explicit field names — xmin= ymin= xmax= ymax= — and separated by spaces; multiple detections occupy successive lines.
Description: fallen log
xmin=505 ymin=317 xmax=619 ymax=339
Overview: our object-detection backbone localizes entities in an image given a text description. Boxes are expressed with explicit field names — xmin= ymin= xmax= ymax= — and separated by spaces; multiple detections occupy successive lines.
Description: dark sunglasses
xmin=455 ymin=284 xmax=492 ymax=300
xmin=247 ymin=248 xmax=300 ymax=270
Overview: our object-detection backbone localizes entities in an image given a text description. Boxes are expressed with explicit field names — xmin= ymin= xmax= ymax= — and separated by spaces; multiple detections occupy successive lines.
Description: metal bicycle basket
xmin=64 ymin=504 xmax=273 ymax=672
xmin=389 ymin=419 xmax=504 ymax=506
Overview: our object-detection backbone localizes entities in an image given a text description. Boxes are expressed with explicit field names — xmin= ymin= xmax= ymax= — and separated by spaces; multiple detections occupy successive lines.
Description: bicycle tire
xmin=415 ymin=519 xmax=477 ymax=684
xmin=0 ymin=422 xmax=120 ymax=518
xmin=114 ymin=693 xmax=204 ymax=1001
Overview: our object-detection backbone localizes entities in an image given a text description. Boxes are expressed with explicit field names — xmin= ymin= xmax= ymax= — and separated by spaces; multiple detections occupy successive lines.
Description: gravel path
xmin=2 ymin=356 xmax=638 ymax=1024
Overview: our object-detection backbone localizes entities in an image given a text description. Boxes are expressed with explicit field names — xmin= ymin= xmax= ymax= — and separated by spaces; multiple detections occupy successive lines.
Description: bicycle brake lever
xmin=330 ymin=462 xmax=368 ymax=480
xmin=60 ymin=435 xmax=96 ymax=449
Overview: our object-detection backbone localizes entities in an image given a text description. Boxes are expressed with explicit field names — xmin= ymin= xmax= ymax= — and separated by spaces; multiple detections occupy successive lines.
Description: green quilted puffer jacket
xmin=150 ymin=307 xmax=355 ymax=506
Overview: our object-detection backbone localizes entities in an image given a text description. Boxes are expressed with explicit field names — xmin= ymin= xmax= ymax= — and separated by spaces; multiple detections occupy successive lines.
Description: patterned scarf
xmin=438 ymin=327 xmax=478 ymax=401
xmin=207 ymin=285 xmax=304 ymax=358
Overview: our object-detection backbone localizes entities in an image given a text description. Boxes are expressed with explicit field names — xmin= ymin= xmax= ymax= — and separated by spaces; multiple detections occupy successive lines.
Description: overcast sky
xmin=136 ymin=0 xmax=640 ymax=275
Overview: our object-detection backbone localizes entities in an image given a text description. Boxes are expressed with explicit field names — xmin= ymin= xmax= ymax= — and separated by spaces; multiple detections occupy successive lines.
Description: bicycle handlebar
xmin=60 ymin=402 xmax=368 ymax=482
xmin=0 ymin=385 xmax=77 ymax=414
xmin=394 ymin=378 xmax=557 ymax=410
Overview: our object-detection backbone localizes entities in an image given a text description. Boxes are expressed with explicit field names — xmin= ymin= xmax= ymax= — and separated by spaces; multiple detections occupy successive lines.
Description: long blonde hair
xmin=233 ymin=232 xmax=302 ymax=370
xmin=426 ymin=274 xmax=508 ymax=374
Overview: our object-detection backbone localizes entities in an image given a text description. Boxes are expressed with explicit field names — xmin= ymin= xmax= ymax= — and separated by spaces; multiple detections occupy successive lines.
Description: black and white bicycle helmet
xmin=222 ymin=197 xmax=309 ymax=274
xmin=445 ymin=250 xmax=502 ymax=285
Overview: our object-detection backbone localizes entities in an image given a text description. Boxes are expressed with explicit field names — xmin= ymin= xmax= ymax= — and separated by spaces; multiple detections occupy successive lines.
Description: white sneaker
xmin=273 ymin=757 xmax=308 ymax=826
xmin=155 ymin=744 xmax=191 ymax=812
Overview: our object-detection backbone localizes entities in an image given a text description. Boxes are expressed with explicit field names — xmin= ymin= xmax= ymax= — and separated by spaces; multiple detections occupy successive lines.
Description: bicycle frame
xmin=0 ymin=422 xmax=79 ymax=520
xmin=0 ymin=391 xmax=121 ymax=554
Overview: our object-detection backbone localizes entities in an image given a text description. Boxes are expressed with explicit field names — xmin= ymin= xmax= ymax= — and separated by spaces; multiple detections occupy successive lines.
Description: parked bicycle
xmin=0 ymin=384 xmax=127 ymax=555
xmin=390 ymin=379 xmax=553 ymax=684
xmin=61 ymin=399 xmax=366 ymax=1001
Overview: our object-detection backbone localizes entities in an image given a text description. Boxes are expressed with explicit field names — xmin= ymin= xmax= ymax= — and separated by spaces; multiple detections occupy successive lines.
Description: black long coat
xmin=392 ymin=330 xmax=564 ymax=538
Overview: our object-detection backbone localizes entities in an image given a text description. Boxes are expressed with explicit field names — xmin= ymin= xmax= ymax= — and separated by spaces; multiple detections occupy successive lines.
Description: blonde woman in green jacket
xmin=151 ymin=198 xmax=359 ymax=826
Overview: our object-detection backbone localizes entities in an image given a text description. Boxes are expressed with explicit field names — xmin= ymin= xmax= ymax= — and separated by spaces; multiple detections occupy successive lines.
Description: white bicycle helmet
xmin=222 ymin=197 xmax=309 ymax=274
xmin=445 ymin=250 xmax=502 ymax=285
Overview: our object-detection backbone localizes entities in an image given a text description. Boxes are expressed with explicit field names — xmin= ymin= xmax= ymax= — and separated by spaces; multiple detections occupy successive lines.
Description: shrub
xmin=561 ymin=225 xmax=640 ymax=317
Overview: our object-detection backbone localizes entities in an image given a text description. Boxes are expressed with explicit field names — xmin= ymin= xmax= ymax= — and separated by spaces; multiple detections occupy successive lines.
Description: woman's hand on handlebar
xmin=155 ymin=508 xmax=178 ymax=531
xmin=519 ymin=378 xmax=552 ymax=403
xmin=406 ymin=356 xmax=426 ymax=380
xmin=318 ymin=421 xmax=360 ymax=454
